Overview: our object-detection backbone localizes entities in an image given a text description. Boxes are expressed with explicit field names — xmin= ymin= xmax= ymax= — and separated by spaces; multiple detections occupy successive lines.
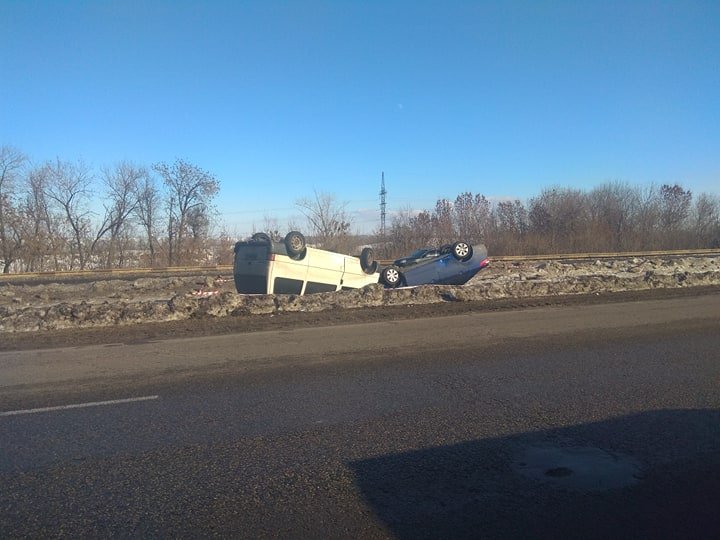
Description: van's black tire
xmin=360 ymin=247 xmax=376 ymax=274
xmin=452 ymin=241 xmax=473 ymax=261
xmin=284 ymin=231 xmax=306 ymax=259
xmin=251 ymin=232 xmax=272 ymax=243
xmin=381 ymin=265 xmax=402 ymax=287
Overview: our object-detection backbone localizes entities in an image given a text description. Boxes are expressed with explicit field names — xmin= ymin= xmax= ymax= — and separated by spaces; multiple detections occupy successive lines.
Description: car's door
xmin=436 ymin=255 xmax=466 ymax=284
xmin=403 ymin=257 xmax=442 ymax=286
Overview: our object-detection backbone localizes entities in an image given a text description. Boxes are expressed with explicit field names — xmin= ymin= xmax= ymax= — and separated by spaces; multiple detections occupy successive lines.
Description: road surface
xmin=1 ymin=294 xmax=719 ymax=538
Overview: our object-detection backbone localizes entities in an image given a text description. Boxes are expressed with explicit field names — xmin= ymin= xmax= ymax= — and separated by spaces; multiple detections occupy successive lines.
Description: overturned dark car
xmin=380 ymin=241 xmax=489 ymax=288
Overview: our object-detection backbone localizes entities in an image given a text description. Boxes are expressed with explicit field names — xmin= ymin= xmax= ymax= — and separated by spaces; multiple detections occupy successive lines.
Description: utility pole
xmin=379 ymin=172 xmax=387 ymax=238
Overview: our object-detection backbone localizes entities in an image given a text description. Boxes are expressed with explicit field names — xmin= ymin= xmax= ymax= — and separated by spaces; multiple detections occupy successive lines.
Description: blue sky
xmin=2 ymin=0 xmax=719 ymax=235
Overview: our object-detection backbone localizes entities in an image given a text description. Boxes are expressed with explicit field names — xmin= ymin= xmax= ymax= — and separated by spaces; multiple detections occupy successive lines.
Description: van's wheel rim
xmin=289 ymin=236 xmax=303 ymax=251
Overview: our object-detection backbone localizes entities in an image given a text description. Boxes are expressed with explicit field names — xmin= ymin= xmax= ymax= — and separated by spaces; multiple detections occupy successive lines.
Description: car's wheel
xmin=284 ymin=231 xmax=306 ymax=259
xmin=381 ymin=265 xmax=402 ymax=287
xmin=251 ymin=232 xmax=272 ymax=243
xmin=452 ymin=241 xmax=473 ymax=261
xmin=360 ymin=247 xmax=376 ymax=274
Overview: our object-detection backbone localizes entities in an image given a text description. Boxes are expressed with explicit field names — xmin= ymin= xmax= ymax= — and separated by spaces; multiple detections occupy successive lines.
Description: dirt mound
xmin=1 ymin=256 xmax=718 ymax=333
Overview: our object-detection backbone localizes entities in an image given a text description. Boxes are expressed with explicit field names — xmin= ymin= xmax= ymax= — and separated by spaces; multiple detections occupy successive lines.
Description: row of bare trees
xmin=267 ymin=183 xmax=719 ymax=259
xmin=382 ymin=183 xmax=720 ymax=257
xmin=0 ymin=146 xmax=220 ymax=273
xmin=2 ymin=142 xmax=718 ymax=272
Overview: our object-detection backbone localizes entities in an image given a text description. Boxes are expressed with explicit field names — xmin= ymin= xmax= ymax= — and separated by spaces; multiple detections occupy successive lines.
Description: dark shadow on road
xmin=349 ymin=409 xmax=720 ymax=540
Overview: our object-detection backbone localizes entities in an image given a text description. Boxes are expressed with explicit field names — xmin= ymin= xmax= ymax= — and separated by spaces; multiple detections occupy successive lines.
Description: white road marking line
xmin=0 ymin=395 xmax=159 ymax=417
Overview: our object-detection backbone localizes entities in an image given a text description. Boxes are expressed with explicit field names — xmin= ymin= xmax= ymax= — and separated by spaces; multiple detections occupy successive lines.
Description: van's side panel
xmin=341 ymin=257 xmax=380 ymax=289
xmin=268 ymin=254 xmax=309 ymax=294
xmin=304 ymin=248 xmax=344 ymax=292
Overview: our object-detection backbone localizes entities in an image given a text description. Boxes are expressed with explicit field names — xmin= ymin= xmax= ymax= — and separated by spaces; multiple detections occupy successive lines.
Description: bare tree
xmin=494 ymin=200 xmax=528 ymax=236
xmin=133 ymin=174 xmax=161 ymax=267
xmin=213 ymin=229 xmax=237 ymax=265
xmin=492 ymin=199 xmax=529 ymax=254
xmin=384 ymin=206 xmax=418 ymax=257
xmin=184 ymin=205 xmax=212 ymax=263
xmin=0 ymin=197 xmax=23 ymax=273
xmin=44 ymin=159 xmax=93 ymax=269
xmin=260 ymin=215 xmax=283 ymax=241
xmin=0 ymin=146 xmax=26 ymax=272
xmin=296 ymin=191 xmax=352 ymax=251
xmin=693 ymin=192 xmax=720 ymax=247
xmin=528 ymin=187 xmax=588 ymax=252
xmin=660 ymin=183 xmax=692 ymax=235
xmin=91 ymin=161 xmax=145 ymax=267
xmin=631 ymin=184 xmax=662 ymax=250
xmin=586 ymin=182 xmax=639 ymax=251
xmin=20 ymin=166 xmax=58 ymax=271
xmin=431 ymin=198 xmax=455 ymax=245
xmin=153 ymin=159 xmax=220 ymax=265
xmin=453 ymin=192 xmax=491 ymax=243
xmin=408 ymin=210 xmax=435 ymax=248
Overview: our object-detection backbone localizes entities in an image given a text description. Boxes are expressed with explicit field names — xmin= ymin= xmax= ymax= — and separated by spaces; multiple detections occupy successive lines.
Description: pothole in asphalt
xmin=513 ymin=445 xmax=643 ymax=491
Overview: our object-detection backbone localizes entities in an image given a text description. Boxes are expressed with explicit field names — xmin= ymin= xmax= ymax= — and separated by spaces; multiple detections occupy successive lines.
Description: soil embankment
xmin=1 ymin=255 xmax=718 ymax=335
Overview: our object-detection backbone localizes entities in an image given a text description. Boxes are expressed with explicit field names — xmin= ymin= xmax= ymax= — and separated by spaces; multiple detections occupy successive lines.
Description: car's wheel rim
xmin=456 ymin=243 xmax=469 ymax=258
xmin=386 ymin=269 xmax=399 ymax=283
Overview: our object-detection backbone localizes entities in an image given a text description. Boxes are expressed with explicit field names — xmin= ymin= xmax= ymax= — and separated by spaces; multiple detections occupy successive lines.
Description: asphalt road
xmin=1 ymin=294 xmax=719 ymax=539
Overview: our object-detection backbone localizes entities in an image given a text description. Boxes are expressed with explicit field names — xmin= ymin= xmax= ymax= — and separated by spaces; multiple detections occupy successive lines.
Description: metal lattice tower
xmin=379 ymin=172 xmax=387 ymax=237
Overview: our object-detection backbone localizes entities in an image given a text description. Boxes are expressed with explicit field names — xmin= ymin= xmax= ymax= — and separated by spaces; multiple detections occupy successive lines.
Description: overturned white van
xmin=233 ymin=231 xmax=379 ymax=295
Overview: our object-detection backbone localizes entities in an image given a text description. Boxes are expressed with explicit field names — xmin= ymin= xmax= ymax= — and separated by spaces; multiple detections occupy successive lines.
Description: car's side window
xmin=273 ymin=277 xmax=304 ymax=295
xmin=305 ymin=281 xmax=338 ymax=294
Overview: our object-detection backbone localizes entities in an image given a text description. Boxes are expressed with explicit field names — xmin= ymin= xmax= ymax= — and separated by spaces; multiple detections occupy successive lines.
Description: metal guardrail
xmin=1 ymin=248 xmax=719 ymax=282
xmin=0 ymin=265 xmax=231 ymax=282
xmin=491 ymin=248 xmax=720 ymax=263
xmin=379 ymin=248 xmax=720 ymax=266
